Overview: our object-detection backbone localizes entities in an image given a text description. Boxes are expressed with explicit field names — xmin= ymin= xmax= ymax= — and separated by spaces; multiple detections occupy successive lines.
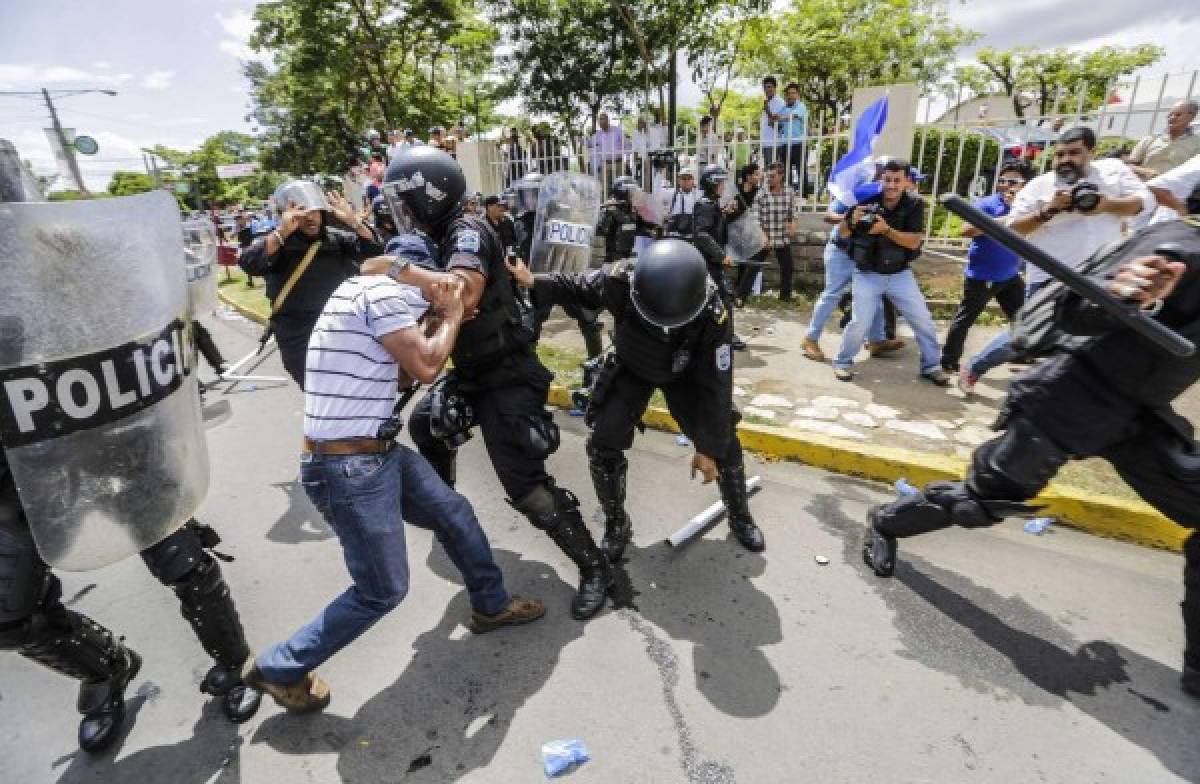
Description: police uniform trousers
xmin=872 ymin=352 xmax=1200 ymax=672
xmin=588 ymin=364 xmax=744 ymax=469
xmin=0 ymin=467 xmax=254 ymax=707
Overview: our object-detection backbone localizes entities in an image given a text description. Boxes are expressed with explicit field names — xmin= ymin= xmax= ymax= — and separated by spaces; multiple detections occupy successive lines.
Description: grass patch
xmin=218 ymin=268 xmax=270 ymax=320
xmin=1055 ymin=459 xmax=1139 ymax=503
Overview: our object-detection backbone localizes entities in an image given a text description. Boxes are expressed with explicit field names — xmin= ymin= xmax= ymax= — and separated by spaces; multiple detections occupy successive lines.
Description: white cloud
xmin=0 ymin=63 xmax=133 ymax=89
xmin=141 ymin=70 xmax=175 ymax=90
xmin=91 ymin=60 xmax=111 ymax=70
xmin=216 ymin=9 xmax=259 ymax=61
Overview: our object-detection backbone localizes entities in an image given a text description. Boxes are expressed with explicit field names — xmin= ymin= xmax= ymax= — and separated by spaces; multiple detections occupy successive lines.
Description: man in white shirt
xmin=964 ymin=126 xmax=1152 ymax=387
xmin=589 ymin=111 xmax=630 ymax=187
xmin=660 ymin=167 xmax=699 ymax=236
xmin=243 ymin=269 xmax=545 ymax=713
xmin=1148 ymin=153 xmax=1200 ymax=221
xmin=759 ymin=76 xmax=786 ymax=167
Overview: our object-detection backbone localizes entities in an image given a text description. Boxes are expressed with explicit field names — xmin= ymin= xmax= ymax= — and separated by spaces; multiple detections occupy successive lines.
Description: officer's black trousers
xmin=586 ymin=365 xmax=744 ymax=469
xmin=410 ymin=352 xmax=558 ymax=502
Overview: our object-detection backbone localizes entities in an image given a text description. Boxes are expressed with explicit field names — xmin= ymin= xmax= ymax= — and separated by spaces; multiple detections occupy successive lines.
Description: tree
xmin=246 ymin=0 xmax=498 ymax=174
xmin=107 ymin=171 xmax=156 ymax=197
xmin=741 ymin=0 xmax=977 ymax=122
xmin=958 ymin=44 xmax=1164 ymax=121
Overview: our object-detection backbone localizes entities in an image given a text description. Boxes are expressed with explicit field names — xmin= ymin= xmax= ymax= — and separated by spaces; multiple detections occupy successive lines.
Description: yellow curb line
xmin=220 ymin=289 xmax=1187 ymax=553
xmin=549 ymin=385 xmax=1190 ymax=553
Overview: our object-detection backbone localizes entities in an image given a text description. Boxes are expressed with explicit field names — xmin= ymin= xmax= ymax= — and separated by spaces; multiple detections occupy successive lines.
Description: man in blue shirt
xmin=939 ymin=162 xmax=1031 ymax=377
xmin=780 ymin=83 xmax=809 ymax=194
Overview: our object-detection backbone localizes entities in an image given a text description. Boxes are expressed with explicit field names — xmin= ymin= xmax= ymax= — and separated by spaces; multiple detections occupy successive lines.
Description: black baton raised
xmin=940 ymin=194 xmax=1194 ymax=357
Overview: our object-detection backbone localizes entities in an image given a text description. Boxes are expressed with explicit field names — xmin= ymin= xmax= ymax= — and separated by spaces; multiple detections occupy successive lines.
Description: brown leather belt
xmin=302 ymin=437 xmax=395 ymax=455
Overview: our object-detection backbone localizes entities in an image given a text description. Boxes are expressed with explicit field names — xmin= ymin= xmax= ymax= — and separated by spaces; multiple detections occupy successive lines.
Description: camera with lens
xmin=853 ymin=203 xmax=882 ymax=232
xmin=1068 ymin=181 xmax=1101 ymax=213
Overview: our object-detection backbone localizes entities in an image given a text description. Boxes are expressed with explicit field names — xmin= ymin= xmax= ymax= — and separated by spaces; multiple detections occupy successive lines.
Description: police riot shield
xmin=726 ymin=205 xmax=767 ymax=262
xmin=0 ymin=191 xmax=208 ymax=570
xmin=629 ymin=183 xmax=663 ymax=228
xmin=528 ymin=171 xmax=603 ymax=274
xmin=182 ymin=216 xmax=219 ymax=315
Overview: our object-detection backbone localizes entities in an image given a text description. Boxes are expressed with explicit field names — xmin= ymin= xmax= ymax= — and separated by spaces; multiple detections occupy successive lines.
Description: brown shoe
xmin=801 ymin=337 xmax=826 ymax=362
xmin=240 ymin=656 xmax=330 ymax=714
xmin=866 ymin=338 xmax=905 ymax=357
xmin=469 ymin=596 xmax=546 ymax=634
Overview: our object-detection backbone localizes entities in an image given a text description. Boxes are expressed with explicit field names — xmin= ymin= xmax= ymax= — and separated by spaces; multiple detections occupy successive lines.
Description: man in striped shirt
xmin=242 ymin=268 xmax=545 ymax=714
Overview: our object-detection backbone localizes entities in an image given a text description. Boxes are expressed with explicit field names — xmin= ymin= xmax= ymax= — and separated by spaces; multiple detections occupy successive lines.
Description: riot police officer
xmin=596 ymin=175 xmax=654 ymax=265
xmin=0 ymin=142 xmax=261 ymax=754
xmin=378 ymin=147 xmax=612 ymax=620
xmin=507 ymin=239 xmax=766 ymax=558
xmin=370 ymin=192 xmax=398 ymax=244
xmin=863 ymin=207 xmax=1200 ymax=698
xmin=513 ymin=171 xmax=605 ymax=358
xmin=692 ymin=165 xmax=748 ymax=350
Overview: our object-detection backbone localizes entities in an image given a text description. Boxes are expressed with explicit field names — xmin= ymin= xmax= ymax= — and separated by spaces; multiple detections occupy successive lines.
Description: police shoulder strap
xmin=270 ymin=240 xmax=323 ymax=316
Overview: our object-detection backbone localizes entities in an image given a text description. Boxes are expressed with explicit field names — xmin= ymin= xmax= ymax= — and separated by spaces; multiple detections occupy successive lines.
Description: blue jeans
xmin=966 ymin=281 xmax=1048 ymax=378
xmin=256 ymin=445 xmax=510 ymax=683
xmin=805 ymin=242 xmax=886 ymax=342
xmin=834 ymin=269 xmax=941 ymax=373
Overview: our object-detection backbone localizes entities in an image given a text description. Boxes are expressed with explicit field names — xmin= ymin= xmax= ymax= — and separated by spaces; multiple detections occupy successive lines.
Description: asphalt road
xmin=2 ymin=313 xmax=1197 ymax=784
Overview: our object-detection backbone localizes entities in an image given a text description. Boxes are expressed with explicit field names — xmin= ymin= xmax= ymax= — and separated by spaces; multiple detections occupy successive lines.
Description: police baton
xmin=256 ymin=324 xmax=274 ymax=355
xmin=939 ymin=194 xmax=1194 ymax=357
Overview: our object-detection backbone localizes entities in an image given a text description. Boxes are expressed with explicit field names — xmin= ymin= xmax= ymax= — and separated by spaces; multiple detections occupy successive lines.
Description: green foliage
xmin=246 ymin=0 xmax=499 ymax=174
xmin=741 ymin=0 xmax=977 ymax=117
xmin=910 ymin=128 xmax=1002 ymax=197
xmin=106 ymin=171 xmax=156 ymax=197
xmin=957 ymin=44 xmax=1164 ymax=119
xmin=47 ymin=190 xmax=89 ymax=201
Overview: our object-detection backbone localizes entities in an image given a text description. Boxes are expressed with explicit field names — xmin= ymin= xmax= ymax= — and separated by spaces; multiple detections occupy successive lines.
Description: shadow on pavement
xmin=55 ymin=696 xmax=244 ymax=784
xmin=616 ymin=537 xmax=782 ymax=720
xmin=811 ymin=478 xmax=1200 ymax=782
xmin=249 ymin=547 xmax=580 ymax=782
xmin=264 ymin=478 xmax=333 ymax=545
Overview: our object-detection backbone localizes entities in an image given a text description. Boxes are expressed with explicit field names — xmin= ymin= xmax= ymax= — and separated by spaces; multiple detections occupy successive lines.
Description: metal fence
xmin=480 ymin=70 xmax=1198 ymax=251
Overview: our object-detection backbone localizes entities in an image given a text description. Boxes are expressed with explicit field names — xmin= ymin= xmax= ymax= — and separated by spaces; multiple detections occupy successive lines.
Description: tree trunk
xmin=668 ymin=45 xmax=678 ymax=148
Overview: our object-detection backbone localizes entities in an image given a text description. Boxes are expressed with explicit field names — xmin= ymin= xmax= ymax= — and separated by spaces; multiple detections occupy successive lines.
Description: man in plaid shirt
xmin=754 ymin=162 xmax=798 ymax=301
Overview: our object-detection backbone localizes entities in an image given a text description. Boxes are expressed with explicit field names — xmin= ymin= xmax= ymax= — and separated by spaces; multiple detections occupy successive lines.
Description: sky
xmin=0 ymin=0 xmax=1196 ymax=191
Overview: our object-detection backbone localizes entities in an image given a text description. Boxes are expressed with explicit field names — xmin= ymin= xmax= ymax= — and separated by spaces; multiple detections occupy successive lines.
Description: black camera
xmin=1069 ymin=181 xmax=1101 ymax=213
xmin=854 ymin=203 xmax=882 ymax=232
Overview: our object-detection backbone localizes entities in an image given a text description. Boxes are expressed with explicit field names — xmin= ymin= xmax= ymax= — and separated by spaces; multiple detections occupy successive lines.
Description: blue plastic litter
xmin=567 ymin=408 xmax=585 ymax=417
xmin=675 ymin=434 xmax=692 ymax=447
xmin=542 ymin=738 xmax=589 ymax=777
xmin=1023 ymin=517 xmax=1054 ymax=535
xmin=894 ymin=478 xmax=920 ymax=497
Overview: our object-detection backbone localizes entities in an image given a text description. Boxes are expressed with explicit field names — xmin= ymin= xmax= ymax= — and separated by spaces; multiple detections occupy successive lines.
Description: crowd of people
xmin=2 ymin=84 xmax=1199 ymax=765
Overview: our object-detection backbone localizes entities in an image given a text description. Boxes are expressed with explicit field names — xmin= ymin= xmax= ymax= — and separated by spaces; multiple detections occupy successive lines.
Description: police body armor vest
xmin=613 ymin=306 xmax=704 ymax=386
xmin=609 ymin=205 xmax=638 ymax=259
xmin=447 ymin=215 xmax=533 ymax=372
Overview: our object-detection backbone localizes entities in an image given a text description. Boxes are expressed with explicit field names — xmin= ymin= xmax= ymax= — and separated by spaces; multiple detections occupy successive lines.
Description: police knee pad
xmin=585 ymin=439 xmax=626 ymax=472
xmin=970 ymin=416 xmax=1067 ymax=500
xmin=141 ymin=523 xmax=213 ymax=586
xmin=0 ymin=573 xmax=67 ymax=650
xmin=512 ymin=482 xmax=578 ymax=531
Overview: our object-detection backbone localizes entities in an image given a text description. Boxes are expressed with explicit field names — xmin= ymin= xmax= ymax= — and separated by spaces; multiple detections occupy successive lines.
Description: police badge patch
xmin=715 ymin=344 xmax=731 ymax=372
xmin=456 ymin=229 xmax=482 ymax=253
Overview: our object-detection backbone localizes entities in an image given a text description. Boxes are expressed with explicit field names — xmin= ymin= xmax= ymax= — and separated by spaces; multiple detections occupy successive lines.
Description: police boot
xmin=863 ymin=481 xmax=1039 ymax=577
xmin=1183 ymin=534 xmax=1200 ymax=698
xmin=193 ymin=321 xmax=228 ymax=376
xmin=581 ymin=321 xmax=605 ymax=360
xmin=717 ymin=463 xmax=765 ymax=552
xmin=588 ymin=451 xmax=632 ymax=562
xmin=514 ymin=484 xmax=611 ymax=620
xmin=16 ymin=610 xmax=142 ymax=753
xmin=171 ymin=556 xmax=262 ymax=723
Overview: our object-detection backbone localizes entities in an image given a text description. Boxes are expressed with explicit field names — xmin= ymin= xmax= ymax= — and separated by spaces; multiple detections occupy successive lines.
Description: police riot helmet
xmin=610 ymin=175 xmax=638 ymax=203
xmin=630 ymin=239 xmax=711 ymax=329
xmin=273 ymin=179 xmax=331 ymax=213
xmin=371 ymin=194 xmax=396 ymax=234
xmin=381 ymin=145 xmax=466 ymax=230
xmin=699 ymin=165 xmax=728 ymax=198
xmin=515 ymin=171 xmax=543 ymax=215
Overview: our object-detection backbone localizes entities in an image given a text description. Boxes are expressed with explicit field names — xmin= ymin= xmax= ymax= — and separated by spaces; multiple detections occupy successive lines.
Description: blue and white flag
xmin=828 ymin=96 xmax=889 ymax=207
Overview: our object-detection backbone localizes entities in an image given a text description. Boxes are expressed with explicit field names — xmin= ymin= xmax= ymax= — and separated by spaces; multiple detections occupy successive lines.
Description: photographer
xmin=964 ymin=127 xmax=1152 ymax=388
xmin=239 ymin=181 xmax=383 ymax=388
xmin=831 ymin=159 xmax=946 ymax=383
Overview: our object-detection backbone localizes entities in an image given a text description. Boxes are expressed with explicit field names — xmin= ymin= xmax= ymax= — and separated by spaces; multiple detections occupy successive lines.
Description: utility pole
xmin=42 ymin=88 xmax=89 ymax=196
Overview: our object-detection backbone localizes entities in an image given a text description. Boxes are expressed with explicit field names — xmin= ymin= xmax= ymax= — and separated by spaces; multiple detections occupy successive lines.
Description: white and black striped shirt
xmin=303 ymin=276 xmax=425 ymax=440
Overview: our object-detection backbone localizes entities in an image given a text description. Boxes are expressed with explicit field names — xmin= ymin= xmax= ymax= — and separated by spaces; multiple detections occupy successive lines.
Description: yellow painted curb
xmin=548 ymin=385 xmax=1190 ymax=553
xmin=218 ymin=290 xmax=268 ymax=325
